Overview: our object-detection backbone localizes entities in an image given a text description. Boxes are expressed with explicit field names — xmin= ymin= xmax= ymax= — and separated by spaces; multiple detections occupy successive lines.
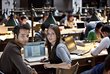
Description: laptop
xmin=76 ymin=22 xmax=85 ymax=28
xmin=24 ymin=41 xmax=47 ymax=62
xmin=64 ymin=36 xmax=90 ymax=56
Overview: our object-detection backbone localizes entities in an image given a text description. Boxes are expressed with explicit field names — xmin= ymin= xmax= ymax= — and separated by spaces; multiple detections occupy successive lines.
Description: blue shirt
xmin=91 ymin=63 xmax=104 ymax=74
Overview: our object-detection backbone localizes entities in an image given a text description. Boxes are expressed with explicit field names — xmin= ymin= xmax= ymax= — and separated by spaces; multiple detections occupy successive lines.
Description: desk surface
xmin=0 ymin=43 xmax=107 ymax=65
xmin=0 ymin=43 xmax=107 ymax=74
xmin=25 ymin=43 xmax=107 ymax=66
xmin=60 ymin=28 xmax=85 ymax=35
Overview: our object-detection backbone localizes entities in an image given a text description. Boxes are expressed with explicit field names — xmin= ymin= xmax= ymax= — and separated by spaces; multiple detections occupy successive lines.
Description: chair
xmin=56 ymin=62 xmax=79 ymax=74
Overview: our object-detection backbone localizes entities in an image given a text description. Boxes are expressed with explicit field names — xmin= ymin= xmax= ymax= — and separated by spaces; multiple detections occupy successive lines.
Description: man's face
xmin=15 ymin=29 xmax=30 ymax=46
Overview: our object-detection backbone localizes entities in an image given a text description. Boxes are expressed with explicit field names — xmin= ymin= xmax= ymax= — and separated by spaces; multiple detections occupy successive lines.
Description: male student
xmin=0 ymin=24 xmax=38 ymax=74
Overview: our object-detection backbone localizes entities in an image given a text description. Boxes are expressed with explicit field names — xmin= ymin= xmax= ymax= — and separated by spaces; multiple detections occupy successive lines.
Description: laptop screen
xmin=24 ymin=41 xmax=45 ymax=58
xmin=64 ymin=36 xmax=77 ymax=52
xmin=76 ymin=22 xmax=85 ymax=28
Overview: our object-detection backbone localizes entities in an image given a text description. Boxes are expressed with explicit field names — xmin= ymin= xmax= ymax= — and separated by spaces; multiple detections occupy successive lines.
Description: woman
xmin=64 ymin=14 xmax=75 ymax=28
xmin=44 ymin=24 xmax=71 ymax=74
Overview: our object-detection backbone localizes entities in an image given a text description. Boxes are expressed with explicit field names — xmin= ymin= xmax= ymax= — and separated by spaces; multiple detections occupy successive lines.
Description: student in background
xmin=87 ymin=22 xmax=104 ymax=42
xmin=39 ymin=13 xmax=49 ymax=24
xmin=0 ymin=24 xmax=37 ymax=74
xmin=44 ymin=24 xmax=71 ymax=74
xmin=64 ymin=14 xmax=75 ymax=28
xmin=34 ymin=24 xmax=47 ymax=41
xmin=91 ymin=25 xmax=110 ymax=56
xmin=19 ymin=16 xmax=30 ymax=27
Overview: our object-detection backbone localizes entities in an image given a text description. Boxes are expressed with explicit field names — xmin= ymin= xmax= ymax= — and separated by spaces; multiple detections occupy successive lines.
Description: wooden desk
xmin=60 ymin=28 xmax=85 ymax=35
xmin=0 ymin=43 xmax=108 ymax=74
xmin=28 ymin=43 xmax=108 ymax=74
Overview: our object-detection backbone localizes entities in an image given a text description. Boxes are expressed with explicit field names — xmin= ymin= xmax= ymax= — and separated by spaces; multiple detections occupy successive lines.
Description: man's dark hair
xmin=104 ymin=55 xmax=110 ymax=71
xmin=13 ymin=24 xmax=30 ymax=36
xmin=95 ymin=22 xmax=103 ymax=30
xmin=101 ymin=25 xmax=110 ymax=33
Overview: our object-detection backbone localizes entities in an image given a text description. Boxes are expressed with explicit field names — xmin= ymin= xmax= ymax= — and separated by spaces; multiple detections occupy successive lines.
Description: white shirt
xmin=91 ymin=37 xmax=110 ymax=56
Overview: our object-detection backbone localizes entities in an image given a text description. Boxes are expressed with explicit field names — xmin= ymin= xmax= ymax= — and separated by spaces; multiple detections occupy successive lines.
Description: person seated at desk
xmin=34 ymin=24 xmax=47 ymax=41
xmin=0 ymin=24 xmax=38 ymax=74
xmin=38 ymin=13 xmax=49 ymax=24
xmin=19 ymin=16 xmax=30 ymax=27
xmin=90 ymin=25 xmax=110 ymax=56
xmin=64 ymin=14 xmax=75 ymax=28
xmin=43 ymin=24 xmax=71 ymax=74
xmin=84 ymin=21 xmax=101 ymax=38
xmin=87 ymin=22 xmax=104 ymax=42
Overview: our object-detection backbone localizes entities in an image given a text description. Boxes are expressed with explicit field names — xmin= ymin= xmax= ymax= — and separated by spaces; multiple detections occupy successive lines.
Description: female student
xmin=44 ymin=24 xmax=71 ymax=74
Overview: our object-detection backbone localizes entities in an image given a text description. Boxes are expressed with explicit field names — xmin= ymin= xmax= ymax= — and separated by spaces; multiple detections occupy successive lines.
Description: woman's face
xmin=69 ymin=16 xmax=74 ymax=22
xmin=47 ymin=28 xmax=56 ymax=45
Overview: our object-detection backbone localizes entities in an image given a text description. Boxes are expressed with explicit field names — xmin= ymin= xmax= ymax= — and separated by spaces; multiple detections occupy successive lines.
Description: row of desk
xmin=0 ymin=43 xmax=107 ymax=74
xmin=0 ymin=27 xmax=107 ymax=74
xmin=27 ymin=43 xmax=107 ymax=74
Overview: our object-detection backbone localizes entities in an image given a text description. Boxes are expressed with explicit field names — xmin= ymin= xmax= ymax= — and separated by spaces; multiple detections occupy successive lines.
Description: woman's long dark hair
xmin=46 ymin=24 xmax=61 ymax=59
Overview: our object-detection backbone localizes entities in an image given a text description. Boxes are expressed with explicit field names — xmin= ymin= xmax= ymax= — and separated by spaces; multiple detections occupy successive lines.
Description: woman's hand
xmin=44 ymin=63 xmax=71 ymax=69
xmin=44 ymin=63 xmax=52 ymax=69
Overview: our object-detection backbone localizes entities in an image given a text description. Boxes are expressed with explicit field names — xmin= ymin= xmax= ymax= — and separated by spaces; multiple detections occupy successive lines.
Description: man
xmin=0 ymin=24 xmax=38 ymax=74
xmin=91 ymin=25 xmax=110 ymax=56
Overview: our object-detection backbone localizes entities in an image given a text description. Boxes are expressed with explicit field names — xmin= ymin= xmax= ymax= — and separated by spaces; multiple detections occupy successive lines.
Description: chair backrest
xmin=56 ymin=62 xmax=79 ymax=74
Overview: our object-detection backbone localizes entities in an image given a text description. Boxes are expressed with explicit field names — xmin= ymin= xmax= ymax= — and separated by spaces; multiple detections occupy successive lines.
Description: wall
xmin=54 ymin=0 xmax=72 ymax=11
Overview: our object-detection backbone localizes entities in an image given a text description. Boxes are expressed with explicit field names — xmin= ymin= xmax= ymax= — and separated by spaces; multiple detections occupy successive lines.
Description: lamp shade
xmin=42 ymin=12 xmax=56 ymax=28
xmin=89 ymin=13 xmax=100 ymax=22
xmin=6 ymin=14 xmax=16 ymax=26
xmin=2 ymin=12 xmax=7 ymax=19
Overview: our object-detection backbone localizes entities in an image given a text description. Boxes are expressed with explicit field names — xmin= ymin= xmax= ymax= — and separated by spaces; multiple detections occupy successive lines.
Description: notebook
xmin=76 ymin=22 xmax=85 ymax=28
xmin=24 ymin=41 xmax=47 ymax=62
xmin=64 ymin=36 xmax=90 ymax=56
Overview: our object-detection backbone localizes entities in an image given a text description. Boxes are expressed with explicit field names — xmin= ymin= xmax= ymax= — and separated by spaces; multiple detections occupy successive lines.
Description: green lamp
xmin=88 ymin=10 xmax=100 ymax=22
xmin=6 ymin=14 xmax=16 ymax=26
xmin=42 ymin=12 xmax=57 ymax=28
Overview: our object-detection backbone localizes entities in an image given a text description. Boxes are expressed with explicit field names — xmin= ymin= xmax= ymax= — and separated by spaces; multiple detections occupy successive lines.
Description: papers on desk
xmin=0 ymin=31 xmax=14 ymax=41
xmin=70 ymin=55 xmax=82 ymax=60
xmin=61 ymin=28 xmax=85 ymax=35
xmin=0 ymin=36 xmax=6 ymax=41
xmin=99 ymin=49 xmax=108 ymax=55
